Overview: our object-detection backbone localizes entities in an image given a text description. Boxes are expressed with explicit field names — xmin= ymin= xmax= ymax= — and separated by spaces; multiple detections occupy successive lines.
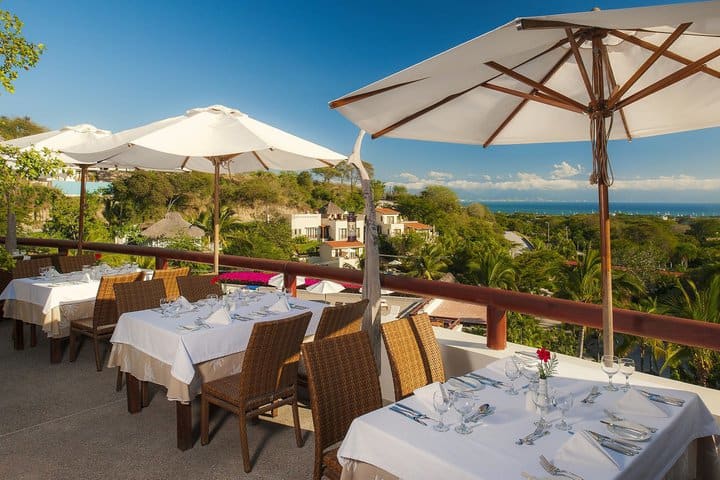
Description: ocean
xmin=477 ymin=201 xmax=720 ymax=217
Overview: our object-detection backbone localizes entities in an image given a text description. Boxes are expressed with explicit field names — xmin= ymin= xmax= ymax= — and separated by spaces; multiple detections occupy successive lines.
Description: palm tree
xmin=192 ymin=205 xmax=243 ymax=250
xmin=404 ymin=243 xmax=447 ymax=280
xmin=466 ymin=250 xmax=517 ymax=290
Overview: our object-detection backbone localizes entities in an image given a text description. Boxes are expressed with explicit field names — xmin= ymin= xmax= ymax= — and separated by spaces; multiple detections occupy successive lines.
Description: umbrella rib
xmin=600 ymin=42 xmax=632 ymax=141
xmin=329 ymin=78 xmax=428 ymax=109
xmin=484 ymin=61 xmax=587 ymax=112
xmin=481 ymin=82 xmax=586 ymax=114
xmin=565 ymin=28 xmax=595 ymax=103
xmin=606 ymin=23 xmax=691 ymax=109
xmin=252 ymin=151 xmax=271 ymax=170
xmin=615 ymin=46 xmax=720 ymax=110
xmin=609 ymin=29 xmax=720 ymax=81
xmin=483 ymin=48 xmax=574 ymax=147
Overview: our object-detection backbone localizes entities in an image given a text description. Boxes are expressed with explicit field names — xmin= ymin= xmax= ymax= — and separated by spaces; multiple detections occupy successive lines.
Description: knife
xmin=599 ymin=419 xmax=650 ymax=438
xmin=586 ymin=430 xmax=640 ymax=455
xmin=389 ymin=406 xmax=427 ymax=426
xmin=467 ymin=373 xmax=507 ymax=388
xmin=638 ymin=389 xmax=685 ymax=406
xmin=450 ymin=376 xmax=480 ymax=389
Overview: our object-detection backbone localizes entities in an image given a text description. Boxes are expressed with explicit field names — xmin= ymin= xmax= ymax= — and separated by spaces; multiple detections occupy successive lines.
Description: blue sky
xmin=3 ymin=0 xmax=720 ymax=203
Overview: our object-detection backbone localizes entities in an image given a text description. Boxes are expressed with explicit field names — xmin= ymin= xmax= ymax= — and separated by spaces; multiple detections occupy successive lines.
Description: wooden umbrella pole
xmin=213 ymin=159 xmax=220 ymax=275
xmin=78 ymin=165 xmax=88 ymax=254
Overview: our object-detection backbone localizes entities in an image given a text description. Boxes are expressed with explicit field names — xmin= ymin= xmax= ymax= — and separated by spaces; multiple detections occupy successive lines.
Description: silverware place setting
xmin=516 ymin=424 xmax=550 ymax=445
xmin=585 ymin=430 xmax=640 ymax=456
xmin=580 ymin=385 xmax=601 ymax=404
xmin=538 ymin=455 xmax=584 ymax=480
xmin=638 ymin=389 xmax=685 ymax=407
xmin=603 ymin=409 xmax=658 ymax=433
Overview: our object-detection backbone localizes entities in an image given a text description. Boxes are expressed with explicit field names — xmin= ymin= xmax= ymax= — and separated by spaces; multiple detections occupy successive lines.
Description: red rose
xmin=210 ymin=276 xmax=219 ymax=285
xmin=94 ymin=253 xmax=102 ymax=260
xmin=537 ymin=347 xmax=551 ymax=363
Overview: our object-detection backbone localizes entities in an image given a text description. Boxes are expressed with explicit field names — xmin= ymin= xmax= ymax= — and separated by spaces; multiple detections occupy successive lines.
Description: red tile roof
xmin=376 ymin=207 xmax=400 ymax=215
xmin=403 ymin=221 xmax=432 ymax=230
xmin=324 ymin=241 xmax=364 ymax=248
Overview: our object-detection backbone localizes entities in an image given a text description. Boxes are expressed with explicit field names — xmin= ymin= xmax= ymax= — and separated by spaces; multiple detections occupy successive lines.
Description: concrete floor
xmin=0 ymin=319 xmax=316 ymax=480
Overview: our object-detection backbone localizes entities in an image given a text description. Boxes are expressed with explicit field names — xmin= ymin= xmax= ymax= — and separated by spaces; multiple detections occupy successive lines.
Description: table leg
xmin=50 ymin=338 xmax=63 ymax=363
xmin=30 ymin=324 xmax=37 ymax=347
xmin=141 ymin=381 xmax=150 ymax=408
xmin=13 ymin=320 xmax=24 ymax=350
xmin=176 ymin=401 xmax=193 ymax=451
xmin=126 ymin=373 xmax=142 ymax=414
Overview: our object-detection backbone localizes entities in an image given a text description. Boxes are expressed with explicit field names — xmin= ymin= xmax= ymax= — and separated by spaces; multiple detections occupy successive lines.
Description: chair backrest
xmin=238 ymin=312 xmax=311 ymax=405
xmin=381 ymin=317 xmax=428 ymax=401
xmin=302 ymin=331 xmax=381 ymax=454
xmin=176 ymin=274 xmax=222 ymax=303
xmin=409 ymin=313 xmax=446 ymax=383
xmin=12 ymin=257 xmax=52 ymax=278
xmin=57 ymin=254 xmax=96 ymax=273
xmin=114 ymin=279 xmax=167 ymax=317
xmin=92 ymin=272 xmax=144 ymax=328
xmin=314 ymin=298 xmax=368 ymax=341
xmin=152 ymin=267 xmax=190 ymax=300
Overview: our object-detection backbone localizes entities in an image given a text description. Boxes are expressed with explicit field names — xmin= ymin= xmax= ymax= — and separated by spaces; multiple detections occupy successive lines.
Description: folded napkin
xmin=412 ymin=381 xmax=443 ymax=412
xmin=615 ymin=388 xmax=668 ymax=418
xmin=205 ymin=306 xmax=232 ymax=326
xmin=555 ymin=430 xmax=620 ymax=471
xmin=174 ymin=296 xmax=195 ymax=313
xmin=82 ymin=273 xmax=93 ymax=283
xmin=267 ymin=296 xmax=291 ymax=313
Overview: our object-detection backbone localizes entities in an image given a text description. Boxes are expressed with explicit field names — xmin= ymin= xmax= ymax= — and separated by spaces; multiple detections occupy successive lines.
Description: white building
xmin=318 ymin=240 xmax=365 ymax=269
xmin=289 ymin=213 xmax=322 ymax=240
xmin=376 ymin=207 xmax=434 ymax=239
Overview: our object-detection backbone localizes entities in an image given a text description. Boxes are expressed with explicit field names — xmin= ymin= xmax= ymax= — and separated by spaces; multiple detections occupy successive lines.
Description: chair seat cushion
xmin=322 ymin=448 xmax=343 ymax=480
xmin=70 ymin=317 xmax=116 ymax=333
xmin=203 ymin=373 xmax=243 ymax=405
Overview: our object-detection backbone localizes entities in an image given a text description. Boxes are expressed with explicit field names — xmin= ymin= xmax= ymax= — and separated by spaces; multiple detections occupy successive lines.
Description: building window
xmin=339 ymin=228 xmax=347 ymax=239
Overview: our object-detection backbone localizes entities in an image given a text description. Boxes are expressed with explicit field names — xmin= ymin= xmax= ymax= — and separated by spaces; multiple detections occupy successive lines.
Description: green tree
xmin=403 ymin=243 xmax=447 ymax=280
xmin=0 ymin=9 xmax=44 ymax=94
xmin=192 ymin=206 xmax=243 ymax=250
xmin=466 ymin=250 xmax=517 ymax=290
xmin=224 ymin=218 xmax=294 ymax=260
xmin=0 ymin=115 xmax=46 ymax=139
xmin=43 ymin=193 xmax=110 ymax=241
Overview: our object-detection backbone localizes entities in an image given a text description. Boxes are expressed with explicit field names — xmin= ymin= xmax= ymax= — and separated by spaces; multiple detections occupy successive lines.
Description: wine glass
xmin=555 ymin=392 xmax=574 ymax=431
xmin=160 ymin=298 xmax=170 ymax=317
xmin=601 ymin=355 xmax=620 ymax=391
xmin=531 ymin=387 xmax=552 ymax=429
xmin=620 ymin=357 xmax=635 ymax=391
xmin=504 ymin=358 xmax=520 ymax=395
xmin=206 ymin=294 xmax=219 ymax=309
xmin=452 ymin=391 xmax=477 ymax=435
xmin=519 ymin=360 xmax=539 ymax=391
xmin=432 ymin=390 xmax=450 ymax=432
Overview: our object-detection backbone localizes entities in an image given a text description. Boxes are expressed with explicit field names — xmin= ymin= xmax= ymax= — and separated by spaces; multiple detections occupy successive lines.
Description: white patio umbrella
xmin=331 ymin=1 xmax=720 ymax=357
xmin=306 ymin=279 xmax=346 ymax=302
xmin=268 ymin=273 xmax=306 ymax=290
xmin=4 ymin=124 xmax=112 ymax=250
xmin=63 ymin=105 xmax=346 ymax=273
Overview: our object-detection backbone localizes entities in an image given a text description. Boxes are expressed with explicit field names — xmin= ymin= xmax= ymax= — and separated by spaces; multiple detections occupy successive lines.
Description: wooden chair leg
xmin=92 ymin=336 xmax=102 ymax=371
xmin=200 ymin=393 xmax=210 ymax=445
xmin=292 ymin=396 xmax=304 ymax=447
xmin=29 ymin=324 xmax=37 ymax=347
xmin=141 ymin=381 xmax=149 ymax=407
xmin=69 ymin=330 xmax=78 ymax=362
xmin=115 ymin=367 xmax=123 ymax=392
xmin=239 ymin=412 xmax=252 ymax=473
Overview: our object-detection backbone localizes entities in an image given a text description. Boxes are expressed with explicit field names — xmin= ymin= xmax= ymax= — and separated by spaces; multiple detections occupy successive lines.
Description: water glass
xmin=620 ymin=357 xmax=635 ymax=391
xmin=432 ymin=390 xmax=450 ymax=432
xmin=555 ymin=392 xmax=574 ymax=431
xmin=452 ymin=391 xmax=477 ymax=435
xmin=504 ymin=358 xmax=520 ymax=395
xmin=531 ymin=386 xmax=552 ymax=428
xmin=601 ymin=355 xmax=620 ymax=391
xmin=160 ymin=298 xmax=170 ymax=317
xmin=206 ymin=294 xmax=219 ymax=308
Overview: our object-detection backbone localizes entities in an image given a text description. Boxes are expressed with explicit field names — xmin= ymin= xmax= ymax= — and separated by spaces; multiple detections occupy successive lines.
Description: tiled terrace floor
xmin=0 ymin=319 xmax=316 ymax=480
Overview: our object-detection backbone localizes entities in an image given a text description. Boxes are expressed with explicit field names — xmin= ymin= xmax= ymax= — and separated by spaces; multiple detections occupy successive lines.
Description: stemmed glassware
xmin=554 ymin=392 xmax=574 ymax=431
xmin=504 ymin=358 xmax=520 ymax=395
xmin=432 ymin=390 xmax=451 ymax=432
xmin=601 ymin=355 xmax=620 ymax=391
xmin=160 ymin=298 xmax=171 ymax=317
xmin=452 ymin=391 xmax=477 ymax=435
xmin=531 ymin=387 xmax=553 ymax=428
xmin=206 ymin=294 xmax=219 ymax=309
xmin=619 ymin=357 xmax=635 ymax=391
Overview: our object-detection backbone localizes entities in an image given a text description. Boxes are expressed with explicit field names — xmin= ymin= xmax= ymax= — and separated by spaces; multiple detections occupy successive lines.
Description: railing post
xmin=284 ymin=272 xmax=297 ymax=297
xmin=486 ymin=305 xmax=507 ymax=350
xmin=58 ymin=247 xmax=68 ymax=256
xmin=155 ymin=256 xmax=168 ymax=270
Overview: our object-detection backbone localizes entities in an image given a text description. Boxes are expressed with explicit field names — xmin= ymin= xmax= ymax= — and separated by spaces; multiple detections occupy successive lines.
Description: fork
xmin=603 ymin=409 xmax=658 ymax=433
xmin=580 ymin=386 xmax=600 ymax=404
xmin=539 ymin=455 xmax=583 ymax=480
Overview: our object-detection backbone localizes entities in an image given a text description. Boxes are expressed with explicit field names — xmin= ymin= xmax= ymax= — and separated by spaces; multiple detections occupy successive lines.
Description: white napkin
xmin=174 ymin=296 xmax=194 ymax=313
xmin=614 ymin=388 xmax=668 ymax=418
xmin=267 ymin=296 xmax=291 ymax=313
xmin=82 ymin=273 xmax=92 ymax=283
xmin=555 ymin=430 xmax=620 ymax=471
xmin=204 ymin=307 xmax=232 ymax=326
xmin=412 ymin=381 xmax=442 ymax=412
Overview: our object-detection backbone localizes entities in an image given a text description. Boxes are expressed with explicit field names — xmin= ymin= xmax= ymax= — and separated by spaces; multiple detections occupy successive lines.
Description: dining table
xmin=0 ymin=265 xmax=151 ymax=362
xmin=107 ymin=291 xmax=326 ymax=450
xmin=338 ymin=355 xmax=720 ymax=480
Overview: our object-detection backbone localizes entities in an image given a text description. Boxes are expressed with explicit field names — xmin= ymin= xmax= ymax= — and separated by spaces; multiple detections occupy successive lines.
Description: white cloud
xmin=397 ymin=172 xmax=419 ymax=182
xmin=612 ymin=175 xmax=720 ymax=191
xmin=551 ymin=161 xmax=582 ymax=179
xmin=428 ymin=170 xmax=453 ymax=180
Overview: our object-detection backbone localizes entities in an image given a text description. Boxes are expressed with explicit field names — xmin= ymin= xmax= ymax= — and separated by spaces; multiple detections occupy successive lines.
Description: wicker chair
xmin=302 ymin=331 xmax=382 ymax=480
xmin=381 ymin=316 xmax=430 ymax=401
xmin=409 ymin=312 xmax=446 ymax=384
xmin=152 ymin=267 xmax=189 ymax=300
xmin=8 ymin=258 xmax=53 ymax=347
xmin=57 ymin=254 xmax=96 ymax=273
xmin=69 ymin=272 xmax=144 ymax=372
xmin=114 ymin=279 xmax=167 ymax=317
xmin=200 ymin=312 xmax=311 ymax=473
xmin=176 ymin=274 xmax=222 ymax=302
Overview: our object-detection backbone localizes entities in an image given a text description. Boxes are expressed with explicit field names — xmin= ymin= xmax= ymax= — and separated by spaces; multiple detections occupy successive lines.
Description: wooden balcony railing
xmin=12 ymin=237 xmax=720 ymax=353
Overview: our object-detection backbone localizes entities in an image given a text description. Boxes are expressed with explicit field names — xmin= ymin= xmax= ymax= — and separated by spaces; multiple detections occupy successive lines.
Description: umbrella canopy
xmin=3 ymin=124 xmax=113 ymax=249
xmin=330 ymin=1 xmax=720 ymax=357
xmin=305 ymin=279 xmax=346 ymax=295
xmin=268 ymin=273 xmax=306 ymax=290
xmin=63 ymin=105 xmax=346 ymax=272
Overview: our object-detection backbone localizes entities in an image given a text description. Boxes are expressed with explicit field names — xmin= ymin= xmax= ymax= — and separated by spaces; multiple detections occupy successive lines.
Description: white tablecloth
xmin=110 ymin=294 xmax=326 ymax=386
xmin=338 ymin=356 xmax=720 ymax=480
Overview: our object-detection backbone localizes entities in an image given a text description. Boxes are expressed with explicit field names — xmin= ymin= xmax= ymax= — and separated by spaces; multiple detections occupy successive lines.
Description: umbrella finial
xmin=591 ymin=6 xmax=601 ymax=12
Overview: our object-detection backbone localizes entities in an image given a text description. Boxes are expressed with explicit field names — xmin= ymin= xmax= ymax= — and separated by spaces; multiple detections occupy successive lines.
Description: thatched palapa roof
xmin=141 ymin=212 xmax=204 ymax=239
